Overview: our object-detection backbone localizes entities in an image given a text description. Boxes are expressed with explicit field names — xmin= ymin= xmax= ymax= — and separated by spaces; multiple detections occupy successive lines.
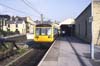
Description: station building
xmin=75 ymin=4 xmax=91 ymax=43
xmin=59 ymin=18 xmax=75 ymax=36
xmin=75 ymin=0 xmax=100 ymax=45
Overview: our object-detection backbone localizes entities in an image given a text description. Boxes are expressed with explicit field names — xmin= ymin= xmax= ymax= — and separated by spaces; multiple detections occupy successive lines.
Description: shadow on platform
xmin=84 ymin=52 xmax=100 ymax=66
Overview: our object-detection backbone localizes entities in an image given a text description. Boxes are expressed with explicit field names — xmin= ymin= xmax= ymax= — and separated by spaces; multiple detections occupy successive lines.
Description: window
xmin=85 ymin=20 xmax=87 ymax=37
xmin=16 ymin=24 xmax=18 ymax=27
xmin=5 ymin=21 xmax=7 ymax=26
xmin=8 ymin=24 xmax=10 ymax=27
xmin=15 ymin=29 xmax=19 ymax=34
xmin=7 ymin=28 xmax=10 ymax=31
xmin=78 ymin=24 xmax=80 ymax=35
xmin=27 ymin=26 xmax=29 ymax=29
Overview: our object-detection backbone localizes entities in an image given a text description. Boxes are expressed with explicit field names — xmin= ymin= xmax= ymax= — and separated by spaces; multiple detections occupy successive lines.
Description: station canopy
xmin=59 ymin=18 xmax=75 ymax=26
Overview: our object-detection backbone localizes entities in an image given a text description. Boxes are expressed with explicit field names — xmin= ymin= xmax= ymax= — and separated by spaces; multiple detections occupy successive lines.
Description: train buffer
xmin=38 ymin=37 xmax=100 ymax=66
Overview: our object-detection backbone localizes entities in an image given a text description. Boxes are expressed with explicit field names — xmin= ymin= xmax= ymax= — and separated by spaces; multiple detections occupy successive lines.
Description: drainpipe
xmin=91 ymin=0 xmax=94 ymax=59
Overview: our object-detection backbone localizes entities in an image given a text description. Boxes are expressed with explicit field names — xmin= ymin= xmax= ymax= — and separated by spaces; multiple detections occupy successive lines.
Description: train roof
xmin=36 ymin=24 xmax=52 ymax=27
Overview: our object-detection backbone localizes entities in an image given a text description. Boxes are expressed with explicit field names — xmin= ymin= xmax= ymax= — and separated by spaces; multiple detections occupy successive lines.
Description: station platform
xmin=38 ymin=37 xmax=100 ymax=66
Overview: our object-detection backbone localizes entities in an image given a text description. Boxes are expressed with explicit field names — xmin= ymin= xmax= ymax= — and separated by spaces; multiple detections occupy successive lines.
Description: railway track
xmin=16 ymin=42 xmax=53 ymax=66
xmin=19 ymin=49 xmax=47 ymax=66
xmin=4 ymin=41 xmax=53 ymax=66
xmin=0 ymin=34 xmax=54 ymax=66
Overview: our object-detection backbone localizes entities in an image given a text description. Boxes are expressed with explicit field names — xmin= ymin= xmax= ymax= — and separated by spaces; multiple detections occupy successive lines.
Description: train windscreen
xmin=36 ymin=28 xmax=52 ymax=35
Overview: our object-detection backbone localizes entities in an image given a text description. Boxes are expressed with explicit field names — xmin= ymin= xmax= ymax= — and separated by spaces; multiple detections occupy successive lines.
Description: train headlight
xmin=35 ymin=36 xmax=39 ymax=38
xmin=48 ymin=35 xmax=51 ymax=38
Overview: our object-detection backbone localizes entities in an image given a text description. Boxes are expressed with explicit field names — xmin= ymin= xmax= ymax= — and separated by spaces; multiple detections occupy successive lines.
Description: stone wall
xmin=93 ymin=1 xmax=100 ymax=45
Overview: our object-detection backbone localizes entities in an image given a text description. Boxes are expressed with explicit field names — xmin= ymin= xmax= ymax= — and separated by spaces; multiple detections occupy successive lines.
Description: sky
xmin=0 ymin=0 xmax=91 ymax=22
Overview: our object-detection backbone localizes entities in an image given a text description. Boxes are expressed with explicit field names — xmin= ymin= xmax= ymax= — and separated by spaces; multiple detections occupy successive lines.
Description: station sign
xmin=89 ymin=16 xmax=93 ymax=23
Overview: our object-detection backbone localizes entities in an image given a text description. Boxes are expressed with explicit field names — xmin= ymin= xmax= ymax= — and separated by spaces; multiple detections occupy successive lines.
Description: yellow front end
xmin=34 ymin=35 xmax=54 ymax=42
xmin=33 ymin=24 xmax=54 ymax=42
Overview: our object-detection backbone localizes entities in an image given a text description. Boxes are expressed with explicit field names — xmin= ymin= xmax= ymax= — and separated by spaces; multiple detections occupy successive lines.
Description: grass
xmin=0 ymin=45 xmax=7 ymax=52
xmin=17 ymin=48 xmax=27 ymax=55
xmin=0 ymin=42 xmax=28 ymax=57
xmin=0 ymin=43 xmax=13 ymax=52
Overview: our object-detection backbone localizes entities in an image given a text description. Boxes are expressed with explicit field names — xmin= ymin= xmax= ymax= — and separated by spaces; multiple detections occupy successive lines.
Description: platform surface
xmin=38 ymin=37 xmax=100 ymax=66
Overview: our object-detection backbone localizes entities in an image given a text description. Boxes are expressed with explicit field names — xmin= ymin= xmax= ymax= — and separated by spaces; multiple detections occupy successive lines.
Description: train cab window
xmin=36 ymin=28 xmax=52 ymax=35
xmin=41 ymin=28 xmax=46 ymax=35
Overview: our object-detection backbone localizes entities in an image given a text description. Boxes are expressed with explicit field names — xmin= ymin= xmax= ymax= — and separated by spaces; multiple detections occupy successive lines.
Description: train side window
xmin=47 ymin=28 xmax=51 ymax=35
xmin=36 ymin=28 xmax=40 ymax=35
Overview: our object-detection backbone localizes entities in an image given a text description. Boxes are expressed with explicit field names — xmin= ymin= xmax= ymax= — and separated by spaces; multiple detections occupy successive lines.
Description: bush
xmin=0 ymin=29 xmax=16 ymax=36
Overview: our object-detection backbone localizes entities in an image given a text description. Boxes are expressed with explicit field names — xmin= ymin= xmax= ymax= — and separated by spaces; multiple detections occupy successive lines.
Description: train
xmin=33 ymin=24 xmax=58 ymax=43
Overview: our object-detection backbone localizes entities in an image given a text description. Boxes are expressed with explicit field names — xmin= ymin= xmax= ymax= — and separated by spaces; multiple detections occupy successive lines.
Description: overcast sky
xmin=0 ymin=0 xmax=91 ymax=21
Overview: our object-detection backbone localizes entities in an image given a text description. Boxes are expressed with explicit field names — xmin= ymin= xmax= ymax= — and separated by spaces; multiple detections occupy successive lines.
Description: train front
xmin=34 ymin=24 xmax=54 ymax=43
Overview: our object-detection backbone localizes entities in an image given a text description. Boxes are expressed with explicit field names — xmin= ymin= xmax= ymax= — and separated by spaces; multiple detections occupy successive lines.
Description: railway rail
xmin=19 ymin=41 xmax=54 ymax=66
xmin=18 ymin=49 xmax=47 ymax=66
xmin=0 ymin=40 xmax=54 ymax=66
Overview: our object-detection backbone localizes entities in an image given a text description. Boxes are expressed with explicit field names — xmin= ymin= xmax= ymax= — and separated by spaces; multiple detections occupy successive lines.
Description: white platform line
xmin=38 ymin=40 xmax=56 ymax=66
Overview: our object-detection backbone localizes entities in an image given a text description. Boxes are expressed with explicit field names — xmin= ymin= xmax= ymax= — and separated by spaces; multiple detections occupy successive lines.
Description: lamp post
xmin=41 ymin=14 xmax=43 ymax=24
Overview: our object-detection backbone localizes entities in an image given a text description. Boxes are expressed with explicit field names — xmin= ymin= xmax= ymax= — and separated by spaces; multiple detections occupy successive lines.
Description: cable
xmin=21 ymin=0 xmax=41 ymax=15
xmin=25 ymin=0 xmax=40 ymax=13
xmin=21 ymin=0 xmax=53 ymax=21
xmin=0 ymin=3 xmax=33 ymax=16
